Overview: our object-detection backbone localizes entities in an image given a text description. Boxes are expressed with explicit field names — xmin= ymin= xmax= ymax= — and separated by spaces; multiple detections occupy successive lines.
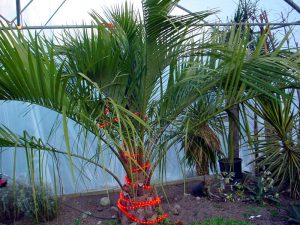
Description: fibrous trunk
xmin=118 ymin=151 xmax=167 ymax=225
xmin=195 ymin=156 xmax=209 ymax=176
xmin=228 ymin=104 xmax=240 ymax=160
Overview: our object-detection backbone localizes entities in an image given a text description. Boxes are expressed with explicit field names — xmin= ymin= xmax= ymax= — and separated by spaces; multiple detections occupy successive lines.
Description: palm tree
xmin=226 ymin=0 xmax=259 ymax=161
xmin=182 ymin=100 xmax=221 ymax=176
xmin=0 ymin=1 xmax=298 ymax=224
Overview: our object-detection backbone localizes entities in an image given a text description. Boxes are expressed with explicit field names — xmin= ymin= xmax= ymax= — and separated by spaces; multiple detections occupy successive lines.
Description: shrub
xmin=0 ymin=182 xmax=58 ymax=224
xmin=21 ymin=183 xmax=58 ymax=223
xmin=0 ymin=184 xmax=24 ymax=223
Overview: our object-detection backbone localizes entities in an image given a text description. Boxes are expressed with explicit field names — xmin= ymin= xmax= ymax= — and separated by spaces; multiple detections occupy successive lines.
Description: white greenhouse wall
xmin=0 ymin=101 xmax=187 ymax=194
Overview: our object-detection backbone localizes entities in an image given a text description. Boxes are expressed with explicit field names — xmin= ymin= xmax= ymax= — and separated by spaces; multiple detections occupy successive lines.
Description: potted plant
xmin=218 ymin=157 xmax=243 ymax=180
xmin=218 ymin=107 xmax=243 ymax=180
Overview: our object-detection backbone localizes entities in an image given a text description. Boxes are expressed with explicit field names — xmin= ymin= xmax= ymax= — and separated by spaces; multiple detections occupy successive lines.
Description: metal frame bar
xmin=16 ymin=0 xmax=21 ymax=26
xmin=0 ymin=15 xmax=10 ymax=23
xmin=11 ymin=0 xmax=34 ymax=23
xmin=283 ymin=0 xmax=300 ymax=14
xmin=1 ymin=2 xmax=299 ymax=31
xmin=43 ymin=0 xmax=67 ymax=27
xmin=1 ymin=22 xmax=299 ymax=31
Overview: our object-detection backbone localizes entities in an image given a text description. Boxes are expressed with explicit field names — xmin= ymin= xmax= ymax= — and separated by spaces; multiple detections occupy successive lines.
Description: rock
xmin=111 ymin=206 xmax=119 ymax=212
xmin=97 ymin=221 xmax=102 ymax=225
xmin=174 ymin=204 xmax=181 ymax=210
xmin=100 ymin=197 xmax=110 ymax=206
xmin=184 ymin=193 xmax=190 ymax=196
xmin=97 ymin=206 xmax=104 ymax=212
xmin=81 ymin=211 xmax=92 ymax=219
xmin=196 ymin=196 xmax=201 ymax=201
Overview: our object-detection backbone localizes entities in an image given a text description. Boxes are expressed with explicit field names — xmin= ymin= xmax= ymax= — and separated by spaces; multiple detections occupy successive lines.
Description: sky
xmin=0 ymin=0 xmax=299 ymax=23
xmin=0 ymin=0 xmax=299 ymax=45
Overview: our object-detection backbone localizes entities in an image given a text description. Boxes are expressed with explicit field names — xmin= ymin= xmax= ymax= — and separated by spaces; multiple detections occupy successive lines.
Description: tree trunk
xmin=253 ymin=102 xmax=260 ymax=175
xmin=119 ymin=173 xmax=166 ymax=225
xmin=298 ymin=89 xmax=300 ymax=144
xmin=118 ymin=151 xmax=167 ymax=225
xmin=228 ymin=104 xmax=240 ymax=160
xmin=195 ymin=156 xmax=209 ymax=176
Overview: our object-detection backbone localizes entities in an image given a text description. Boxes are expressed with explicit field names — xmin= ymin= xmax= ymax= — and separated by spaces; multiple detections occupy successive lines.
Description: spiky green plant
xmin=247 ymin=90 xmax=300 ymax=198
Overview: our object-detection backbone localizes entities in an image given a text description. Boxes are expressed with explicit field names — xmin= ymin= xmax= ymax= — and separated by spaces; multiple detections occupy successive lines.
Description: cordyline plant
xmin=0 ymin=0 xmax=299 ymax=224
xmin=247 ymin=90 xmax=300 ymax=198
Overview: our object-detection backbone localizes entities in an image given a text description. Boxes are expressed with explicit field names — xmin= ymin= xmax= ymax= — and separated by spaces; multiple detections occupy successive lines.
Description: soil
xmin=12 ymin=178 xmax=291 ymax=225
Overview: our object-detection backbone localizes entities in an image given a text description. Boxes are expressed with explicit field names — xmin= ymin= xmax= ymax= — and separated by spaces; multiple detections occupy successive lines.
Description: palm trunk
xmin=253 ymin=102 xmax=260 ymax=175
xmin=118 ymin=150 xmax=166 ymax=225
xmin=297 ymin=89 xmax=300 ymax=144
xmin=196 ymin=156 xmax=209 ymax=176
xmin=119 ymin=178 xmax=162 ymax=225
xmin=228 ymin=104 xmax=240 ymax=160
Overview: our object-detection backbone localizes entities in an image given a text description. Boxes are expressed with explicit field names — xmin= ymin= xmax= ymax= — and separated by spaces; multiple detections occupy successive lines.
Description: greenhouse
xmin=0 ymin=0 xmax=299 ymax=224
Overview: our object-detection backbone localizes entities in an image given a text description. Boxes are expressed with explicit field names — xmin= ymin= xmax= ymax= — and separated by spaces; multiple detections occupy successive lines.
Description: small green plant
xmin=286 ymin=202 xmax=300 ymax=224
xmin=21 ymin=183 xmax=58 ymax=223
xmin=245 ymin=171 xmax=279 ymax=204
xmin=217 ymin=175 xmax=245 ymax=202
xmin=217 ymin=172 xmax=235 ymax=192
xmin=190 ymin=217 xmax=253 ymax=225
xmin=234 ymin=182 xmax=245 ymax=199
xmin=224 ymin=193 xmax=235 ymax=202
xmin=0 ymin=182 xmax=58 ymax=224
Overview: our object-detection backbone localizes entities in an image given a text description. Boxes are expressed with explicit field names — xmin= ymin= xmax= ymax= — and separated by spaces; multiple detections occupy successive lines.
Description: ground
xmin=14 ymin=178 xmax=290 ymax=225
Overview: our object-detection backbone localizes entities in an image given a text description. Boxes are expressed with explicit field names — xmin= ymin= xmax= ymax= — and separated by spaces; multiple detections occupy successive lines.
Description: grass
xmin=191 ymin=218 xmax=253 ymax=225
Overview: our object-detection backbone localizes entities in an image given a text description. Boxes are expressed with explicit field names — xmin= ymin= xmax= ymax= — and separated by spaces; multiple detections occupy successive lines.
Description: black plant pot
xmin=218 ymin=158 xmax=243 ymax=180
